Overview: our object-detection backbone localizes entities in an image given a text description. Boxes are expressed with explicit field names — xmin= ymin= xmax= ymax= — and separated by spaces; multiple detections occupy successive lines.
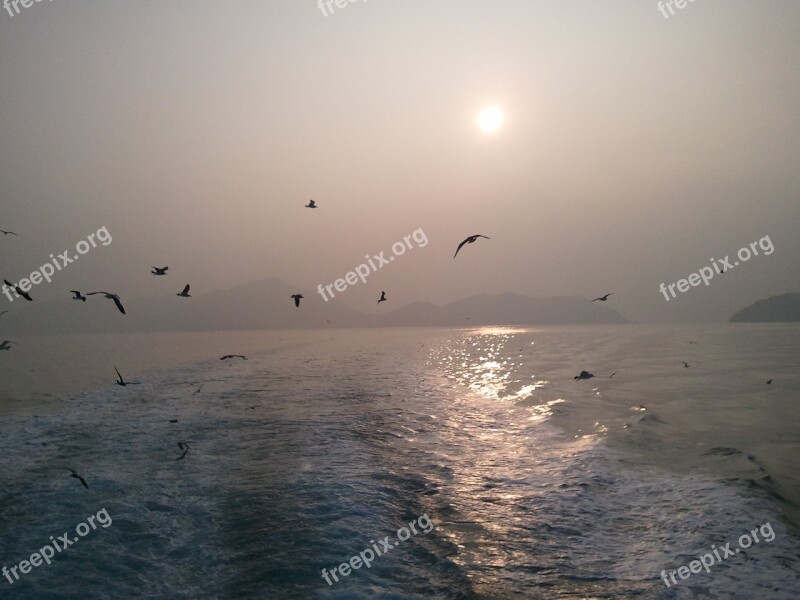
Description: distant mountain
xmin=1 ymin=280 xmax=627 ymax=334
xmin=380 ymin=292 xmax=628 ymax=326
xmin=729 ymin=293 xmax=800 ymax=322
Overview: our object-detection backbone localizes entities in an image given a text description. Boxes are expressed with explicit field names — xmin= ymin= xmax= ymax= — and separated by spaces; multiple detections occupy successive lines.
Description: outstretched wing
xmin=453 ymin=238 xmax=470 ymax=258
xmin=181 ymin=285 xmax=190 ymax=295
xmin=112 ymin=296 xmax=125 ymax=314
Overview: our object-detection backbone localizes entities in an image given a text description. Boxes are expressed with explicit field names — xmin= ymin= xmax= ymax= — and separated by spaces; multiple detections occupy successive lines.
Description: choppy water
xmin=1 ymin=325 xmax=799 ymax=598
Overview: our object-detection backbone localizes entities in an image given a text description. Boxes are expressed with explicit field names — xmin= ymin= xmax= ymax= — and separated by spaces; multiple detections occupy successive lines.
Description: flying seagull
xmin=87 ymin=292 xmax=125 ymax=314
xmin=0 ymin=340 xmax=18 ymax=351
xmin=591 ymin=293 xmax=614 ymax=303
xmin=70 ymin=290 xmax=87 ymax=302
xmin=574 ymin=370 xmax=595 ymax=380
xmin=682 ymin=362 xmax=690 ymax=368
xmin=377 ymin=291 xmax=387 ymax=304
xmin=0 ymin=230 xmax=17 ymax=236
xmin=114 ymin=366 xmax=140 ymax=386
xmin=177 ymin=285 xmax=191 ymax=298
xmin=609 ymin=372 xmax=617 ymax=378
xmin=291 ymin=294 xmax=303 ymax=307
xmin=305 ymin=199 xmax=317 ymax=208
xmin=3 ymin=280 xmax=32 ymax=301
xmin=176 ymin=441 xmax=189 ymax=461
xmin=766 ymin=379 xmax=773 ymax=385
xmin=66 ymin=468 xmax=89 ymax=489
xmin=453 ymin=235 xmax=490 ymax=258
xmin=220 ymin=355 xmax=247 ymax=360
xmin=151 ymin=266 xmax=168 ymax=276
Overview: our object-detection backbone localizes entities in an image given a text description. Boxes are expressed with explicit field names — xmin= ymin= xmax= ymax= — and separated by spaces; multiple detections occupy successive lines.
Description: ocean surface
xmin=1 ymin=324 xmax=799 ymax=599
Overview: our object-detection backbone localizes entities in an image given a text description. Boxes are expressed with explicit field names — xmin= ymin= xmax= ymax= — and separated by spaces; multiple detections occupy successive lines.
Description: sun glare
xmin=478 ymin=106 xmax=504 ymax=133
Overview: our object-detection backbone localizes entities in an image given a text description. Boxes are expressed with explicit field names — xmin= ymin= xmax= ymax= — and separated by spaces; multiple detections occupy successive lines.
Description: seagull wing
xmin=181 ymin=285 xmax=190 ymax=295
xmin=112 ymin=296 xmax=126 ymax=314
xmin=453 ymin=238 xmax=470 ymax=258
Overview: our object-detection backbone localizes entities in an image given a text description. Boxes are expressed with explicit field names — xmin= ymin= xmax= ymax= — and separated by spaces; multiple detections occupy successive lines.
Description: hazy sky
xmin=1 ymin=0 xmax=798 ymax=323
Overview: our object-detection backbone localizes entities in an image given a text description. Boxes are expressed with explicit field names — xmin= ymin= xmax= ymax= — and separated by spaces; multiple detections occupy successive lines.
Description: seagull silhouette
xmin=70 ymin=290 xmax=87 ymax=302
xmin=176 ymin=442 xmax=189 ymax=461
xmin=377 ymin=291 xmax=387 ymax=304
xmin=177 ymin=285 xmax=191 ymax=297
xmin=0 ymin=340 xmax=18 ymax=351
xmin=682 ymin=362 xmax=690 ymax=368
xmin=574 ymin=370 xmax=595 ymax=380
xmin=305 ymin=199 xmax=317 ymax=208
xmin=766 ymin=379 xmax=773 ymax=385
xmin=0 ymin=230 xmax=17 ymax=236
xmin=220 ymin=354 xmax=247 ymax=360
xmin=66 ymin=468 xmax=89 ymax=489
xmin=3 ymin=280 xmax=32 ymax=301
xmin=609 ymin=372 xmax=617 ymax=378
xmin=291 ymin=294 xmax=303 ymax=307
xmin=151 ymin=266 xmax=168 ymax=275
xmin=114 ymin=366 xmax=140 ymax=386
xmin=87 ymin=292 xmax=125 ymax=314
xmin=591 ymin=293 xmax=614 ymax=302
xmin=453 ymin=235 xmax=490 ymax=258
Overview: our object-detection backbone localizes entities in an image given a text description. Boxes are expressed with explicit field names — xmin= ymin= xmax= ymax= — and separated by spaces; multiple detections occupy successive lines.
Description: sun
xmin=478 ymin=106 xmax=504 ymax=133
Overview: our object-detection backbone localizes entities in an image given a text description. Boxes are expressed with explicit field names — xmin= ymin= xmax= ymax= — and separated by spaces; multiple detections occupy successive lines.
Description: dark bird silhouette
xmin=0 ymin=230 xmax=17 ymax=236
xmin=87 ymin=292 xmax=125 ymax=314
xmin=377 ymin=291 xmax=387 ymax=304
xmin=305 ymin=199 xmax=317 ymax=208
xmin=220 ymin=355 xmax=247 ymax=360
xmin=193 ymin=384 xmax=203 ymax=396
xmin=66 ymin=468 xmax=88 ymax=489
xmin=4 ymin=280 xmax=32 ymax=301
xmin=609 ymin=372 xmax=617 ymax=378
xmin=766 ymin=379 xmax=773 ymax=385
xmin=177 ymin=285 xmax=191 ymax=297
xmin=574 ymin=370 xmax=595 ymax=380
xmin=114 ymin=366 xmax=140 ymax=386
xmin=151 ymin=266 xmax=168 ymax=275
xmin=682 ymin=362 xmax=690 ymax=368
xmin=591 ymin=293 xmax=614 ymax=303
xmin=0 ymin=340 xmax=18 ymax=351
xmin=291 ymin=294 xmax=303 ymax=307
xmin=176 ymin=442 xmax=189 ymax=461
xmin=70 ymin=290 xmax=87 ymax=302
xmin=453 ymin=235 xmax=490 ymax=258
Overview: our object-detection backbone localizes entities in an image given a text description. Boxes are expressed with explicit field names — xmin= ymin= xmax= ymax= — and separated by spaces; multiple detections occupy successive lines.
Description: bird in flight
xmin=377 ymin=291 xmax=387 ymax=304
xmin=177 ymin=285 xmax=191 ymax=298
xmin=176 ymin=442 xmax=189 ymax=461
xmin=3 ymin=280 xmax=32 ymax=301
xmin=305 ymin=199 xmax=317 ymax=209
xmin=0 ymin=340 xmax=18 ymax=351
xmin=87 ymin=292 xmax=125 ymax=314
xmin=66 ymin=468 xmax=89 ymax=489
xmin=70 ymin=290 xmax=87 ymax=302
xmin=453 ymin=235 xmax=490 ymax=258
xmin=766 ymin=379 xmax=773 ymax=385
xmin=114 ymin=366 xmax=140 ymax=386
xmin=682 ymin=362 xmax=690 ymax=368
xmin=574 ymin=370 xmax=595 ymax=380
xmin=151 ymin=266 xmax=168 ymax=276
xmin=591 ymin=293 xmax=614 ymax=302
xmin=609 ymin=372 xmax=617 ymax=378
xmin=291 ymin=294 xmax=303 ymax=307
xmin=220 ymin=355 xmax=247 ymax=360
xmin=0 ymin=230 xmax=17 ymax=236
